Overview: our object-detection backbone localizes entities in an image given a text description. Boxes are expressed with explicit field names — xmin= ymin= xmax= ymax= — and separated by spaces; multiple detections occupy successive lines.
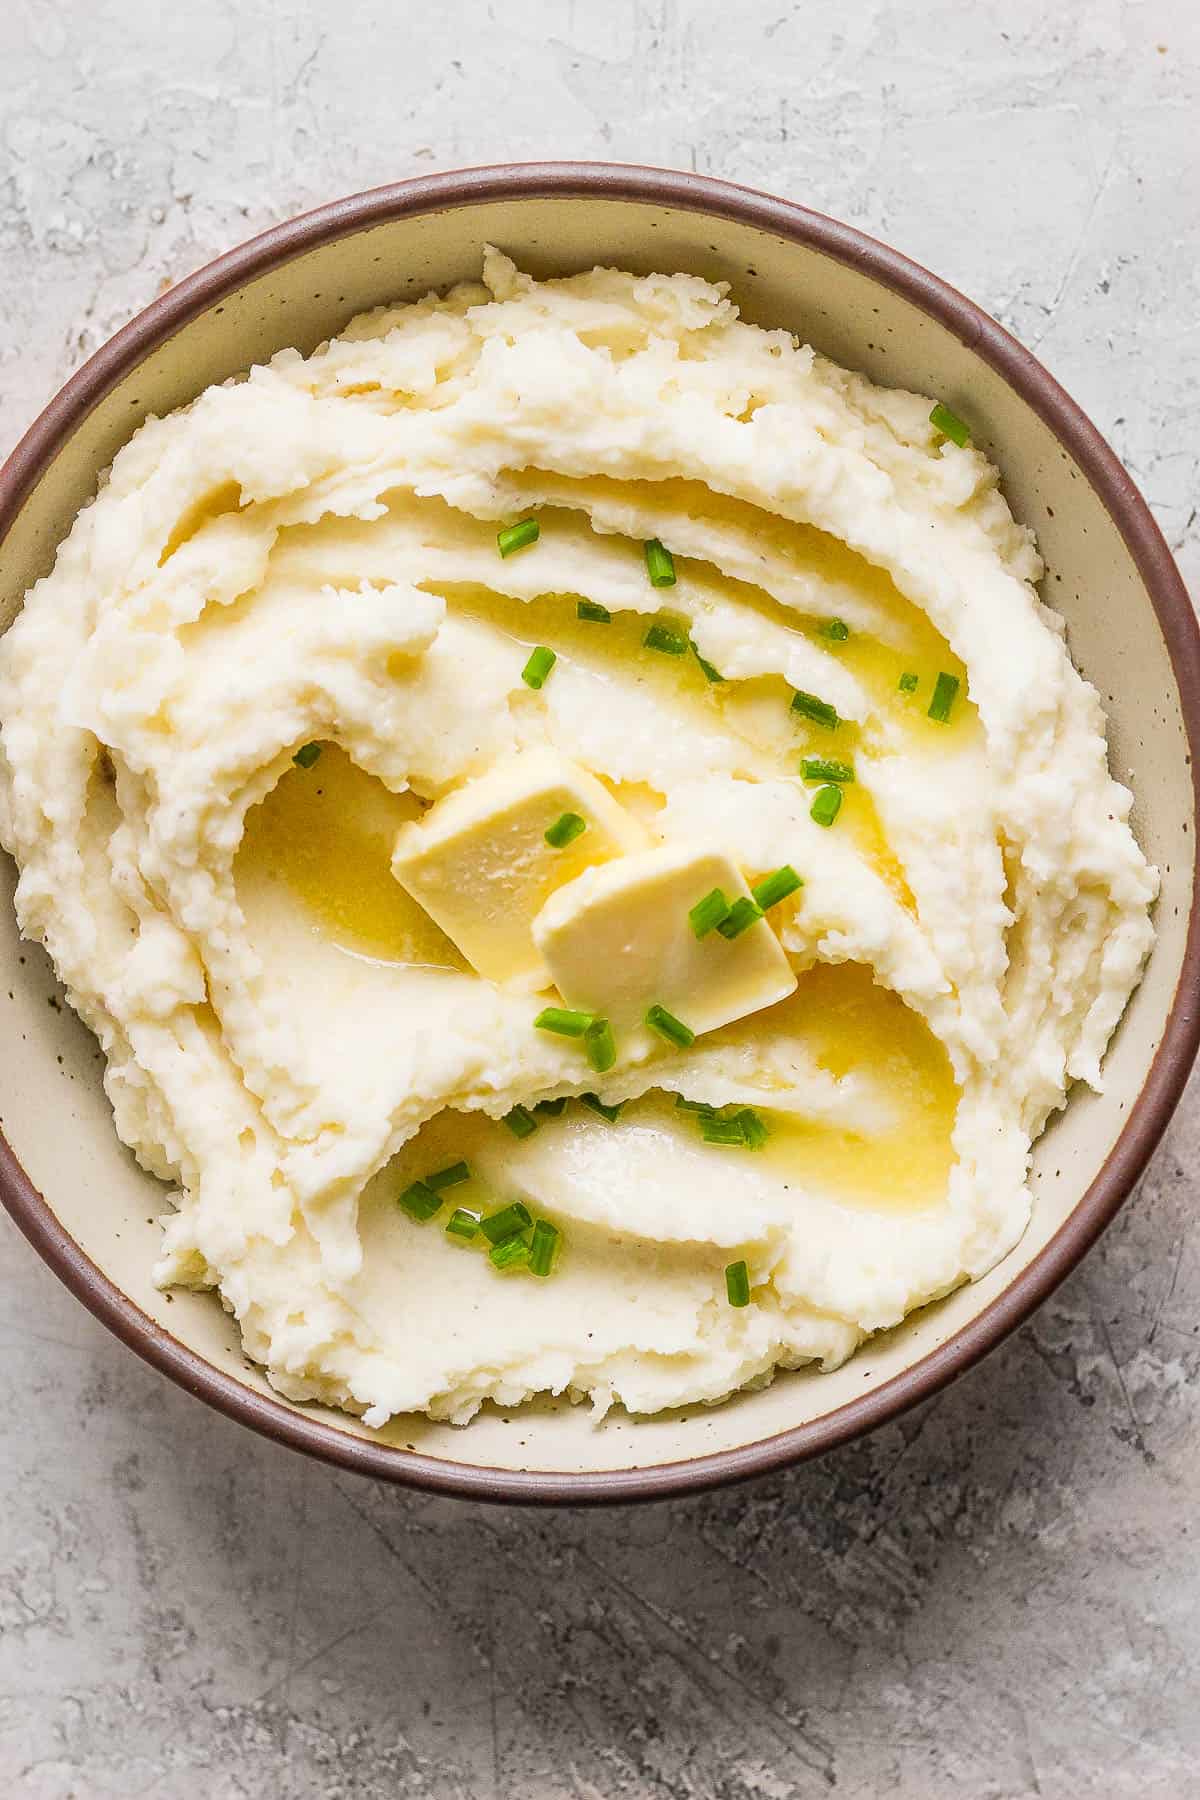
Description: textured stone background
xmin=1 ymin=2 xmax=1198 ymax=1795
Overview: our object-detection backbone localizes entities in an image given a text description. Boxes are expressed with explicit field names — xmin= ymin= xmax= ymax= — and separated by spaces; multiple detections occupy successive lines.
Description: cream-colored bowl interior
xmin=1 ymin=188 xmax=1191 ymax=1481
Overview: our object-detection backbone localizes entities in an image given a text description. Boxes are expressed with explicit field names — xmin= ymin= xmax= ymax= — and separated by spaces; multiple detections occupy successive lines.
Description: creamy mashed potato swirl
xmin=0 ymin=251 xmax=1156 ymax=1425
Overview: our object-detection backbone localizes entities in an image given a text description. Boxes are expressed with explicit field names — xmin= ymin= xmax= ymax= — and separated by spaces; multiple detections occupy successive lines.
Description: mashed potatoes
xmin=0 ymin=251 xmax=1157 ymax=1426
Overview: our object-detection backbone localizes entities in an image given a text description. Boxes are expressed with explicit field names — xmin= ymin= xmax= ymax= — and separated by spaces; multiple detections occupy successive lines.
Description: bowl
xmin=2 ymin=163 xmax=1197 ymax=1504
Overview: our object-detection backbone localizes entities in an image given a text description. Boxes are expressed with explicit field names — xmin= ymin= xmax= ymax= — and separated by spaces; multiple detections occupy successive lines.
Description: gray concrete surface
xmin=2 ymin=2 xmax=1198 ymax=1794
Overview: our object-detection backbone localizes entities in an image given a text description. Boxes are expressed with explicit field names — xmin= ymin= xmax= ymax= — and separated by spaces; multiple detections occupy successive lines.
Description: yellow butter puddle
xmin=633 ymin=961 xmax=958 ymax=1215
xmin=435 ymin=557 xmax=973 ymax=912
xmin=441 ymin=579 xmax=725 ymax=712
xmin=236 ymin=744 xmax=468 ymax=969
xmin=828 ymin=624 xmax=976 ymax=757
xmin=388 ymin=963 xmax=958 ymax=1221
xmin=158 ymin=479 xmax=245 ymax=566
xmin=823 ymin=781 xmax=916 ymax=913
xmin=476 ymin=473 xmax=979 ymax=746
xmin=749 ymin=962 xmax=958 ymax=1213
xmin=439 ymin=574 xmax=971 ymax=773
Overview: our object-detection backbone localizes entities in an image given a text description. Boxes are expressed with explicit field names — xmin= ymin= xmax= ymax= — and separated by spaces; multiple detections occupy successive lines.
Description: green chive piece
xmin=690 ymin=640 xmax=725 ymax=683
xmin=701 ymin=1114 xmax=747 ymax=1146
xmin=735 ymin=1108 xmax=769 ymax=1150
xmin=502 ymin=1105 xmax=538 ymax=1139
xmin=725 ymin=1259 xmax=751 ymax=1307
xmin=528 ymin=1218 xmax=561 ymax=1277
xmin=521 ymin=645 xmax=557 ymax=689
xmin=489 ymin=1235 xmax=531 ymax=1271
xmin=534 ymin=1007 xmax=594 ymax=1038
xmin=481 ymin=1201 xmax=533 ymax=1245
xmin=800 ymin=757 xmax=855 ymax=785
xmin=818 ymin=618 xmax=850 ymax=642
xmin=675 ymin=1095 xmax=717 ymax=1116
xmin=399 ymin=1180 xmax=442 ymax=1222
xmin=898 ymin=671 xmax=919 ymax=694
xmin=928 ymin=671 xmax=960 ymax=723
xmin=584 ymin=1017 xmax=616 ymax=1074
xmin=577 ymin=598 xmax=612 ymax=623
xmin=791 ymin=690 xmax=840 ymax=730
xmin=810 ymin=784 xmax=843 ymax=828
xmin=497 ymin=518 xmax=540 ymax=557
xmin=545 ymin=810 xmax=587 ymax=849
xmin=445 ymin=1207 xmax=481 ymax=1241
xmin=426 ymin=1161 xmax=470 ymax=1191
xmin=292 ymin=742 xmax=322 ymax=769
xmin=751 ymin=865 xmax=803 ymax=910
xmin=716 ymin=896 xmax=764 ymax=939
xmin=534 ymin=1097 xmax=568 ymax=1117
xmin=645 ymin=1005 xmax=695 ymax=1050
xmin=643 ymin=621 xmax=688 ymax=656
xmin=644 ymin=538 xmax=677 ymax=587
xmin=689 ymin=886 xmax=731 ymax=939
xmin=581 ymin=1092 xmax=623 ymax=1121
xmin=929 ymin=402 xmax=970 ymax=448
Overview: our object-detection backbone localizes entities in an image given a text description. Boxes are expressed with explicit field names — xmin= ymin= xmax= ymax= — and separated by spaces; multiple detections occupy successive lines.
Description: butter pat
xmin=532 ymin=842 xmax=797 ymax=1049
xmin=390 ymin=749 xmax=648 ymax=988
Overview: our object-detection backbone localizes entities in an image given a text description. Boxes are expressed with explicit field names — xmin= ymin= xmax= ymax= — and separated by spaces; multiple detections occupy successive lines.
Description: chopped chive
xmin=489 ymin=1235 xmax=531 ymax=1271
xmin=426 ymin=1160 xmax=470 ymax=1191
xmin=810 ymin=784 xmax=843 ymax=828
xmin=521 ymin=645 xmax=557 ymax=689
xmin=818 ymin=618 xmax=850 ymax=642
xmin=502 ymin=1105 xmax=538 ymax=1139
xmin=689 ymin=886 xmax=731 ymax=939
xmin=735 ymin=1108 xmax=769 ymax=1150
xmin=528 ymin=1218 xmax=561 ymax=1277
xmin=534 ymin=1006 xmax=594 ymax=1038
xmin=643 ymin=621 xmax=688 ymax=656
xmin=644 ymin=538 xmax=677 ymax=587
xmin=928 ymin=671 xmax=960 ymax=723
xmin=791 ymin=690 xmax=840 ymax=730
xmin=292 ymin=742 xmax=322 ymax=769
xmin=800 ymin=756 xmax=855 ymax=785
xmin=725 ymin=1259 xmax=751 ymax=1307
xmin=751 ymin=865 xmax=803 ymax=910
xmin=690 ymin=640 xmax=725 ymax=683
xmin=584 ymin=1017 xmax=616 ymax=1074
xmin=701 ymin=1114 xmax=747 ymax=1146
xmin=577 ymin=598 xmax=612 ymax=623
xmin=929 ymin=402 xmax=970 ymax=448
xmin=675 ymin=1095 xmax=717 ymax=1117
xmin=497 ymin=517 xmax=540 ymax=557
xmin=399 ymin=1180 xmax=442 ymax=1222
xmin=645 ymin=1005 xmax=695 ymax=1050
xmin=898 ymin=671 xmax=919 ymax=694
xmin=445 ymin=1207 xmax=481 ymax=1241
xmin=534 ymin=1097 xmax=568 ymax=1117
xmin=697 ymin=1109 xmax=768 ymax=1151
xmin=545 ymin=811 xmax=587 ymax=848
xmin=581 ymin=1092 xmax=623 ymax=1121
xmin=716 ymin=896 xmax=764 ymax=939
xmin=481 ymin=1201 xmax=533 ymax=1245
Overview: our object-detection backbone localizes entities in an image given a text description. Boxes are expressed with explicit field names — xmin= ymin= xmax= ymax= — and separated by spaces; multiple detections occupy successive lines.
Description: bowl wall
xmin=1 ymin=169 xmax=1195 ymax=1499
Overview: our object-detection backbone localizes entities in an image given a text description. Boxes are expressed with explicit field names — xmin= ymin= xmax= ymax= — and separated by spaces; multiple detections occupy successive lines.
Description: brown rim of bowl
xmin=1 ymin=161 xmax=1198 ymax=1506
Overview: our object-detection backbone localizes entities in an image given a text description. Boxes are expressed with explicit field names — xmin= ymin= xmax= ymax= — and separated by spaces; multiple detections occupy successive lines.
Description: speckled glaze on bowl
xmin=1 ymin=163 xmax=1197 ymax=1504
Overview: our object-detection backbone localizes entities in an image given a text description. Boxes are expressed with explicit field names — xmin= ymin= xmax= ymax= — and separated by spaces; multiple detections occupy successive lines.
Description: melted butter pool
xmin=828 ymin=781 xmax=917 ymax=912
xmin=685 ymin=961 xmax=959 ymax=1214
xmin=759 ymin=962 xmax=957 ymax=1212
xmin=385 ymin=965 xmax=958 ymax=1221
xmin=236 ymin=744 xmax=467 ymax=969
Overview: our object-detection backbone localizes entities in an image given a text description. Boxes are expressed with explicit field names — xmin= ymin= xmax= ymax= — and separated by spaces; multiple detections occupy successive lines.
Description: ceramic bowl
xmin=2 ymin=164 xmax=1197 ymax=1503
